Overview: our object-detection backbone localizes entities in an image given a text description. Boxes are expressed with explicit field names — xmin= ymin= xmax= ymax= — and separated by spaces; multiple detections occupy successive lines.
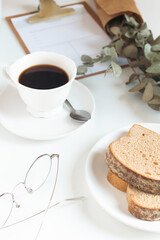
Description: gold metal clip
xmin=28 ymin=0 xmax=75 ymax=24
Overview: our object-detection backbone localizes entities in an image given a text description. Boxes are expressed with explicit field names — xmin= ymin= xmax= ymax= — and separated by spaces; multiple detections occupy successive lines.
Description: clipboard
xmin=6 ymin=2 xmax=127 ymax=79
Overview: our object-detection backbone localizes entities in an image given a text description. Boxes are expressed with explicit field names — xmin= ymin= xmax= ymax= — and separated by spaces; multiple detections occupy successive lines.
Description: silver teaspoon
xmin=65 ymin=99 xmax=91 ymax=122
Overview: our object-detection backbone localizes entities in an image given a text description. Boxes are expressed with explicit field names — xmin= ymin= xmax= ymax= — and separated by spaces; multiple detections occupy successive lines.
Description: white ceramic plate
xmin=0 ymin=81 xmax=94 ymax=140
xmin=85 ymin=123 xmax=160 ymax=232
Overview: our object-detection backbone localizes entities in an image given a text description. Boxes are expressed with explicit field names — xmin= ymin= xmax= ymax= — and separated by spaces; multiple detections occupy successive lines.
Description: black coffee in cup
xmin=19 ymin=64 xmax=69 ymax=90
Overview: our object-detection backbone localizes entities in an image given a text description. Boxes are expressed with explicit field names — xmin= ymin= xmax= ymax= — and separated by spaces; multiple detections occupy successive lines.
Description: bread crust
xmin=106 ymin=147 xmax=160 ymax=194
xmin=107 ymin=169 xmax=128 ymax=192
xmin=127 ymin=186 xmax=160 ymax=221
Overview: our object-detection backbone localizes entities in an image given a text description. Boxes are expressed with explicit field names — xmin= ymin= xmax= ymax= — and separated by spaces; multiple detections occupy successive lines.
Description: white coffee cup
xmin=2 ymin=51 xmax=77 ymax=118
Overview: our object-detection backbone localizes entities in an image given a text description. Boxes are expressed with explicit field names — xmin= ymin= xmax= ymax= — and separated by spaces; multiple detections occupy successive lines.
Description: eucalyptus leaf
xmin=103 ymin=47 xmax=111 ymax=56
xmin=110 ymin=61 xmax=122 ymax=77
xmin=142 ymin=82 xmax=153 ymax=102
xmin=110 ymin=47 xmax=118 ymax=60
xmin=153 ymin=86 xmax=160 ymax=96
xmin=102 ymin=47 xmax=118 ymax=60
xmin=139 ymin=22 xmax=147 ymax=31
xmin=139 ymin=56 xmax=151 ymax=68
xmin=145 ymin=77 xmax=157 ymax=85
xmin=83 ymin=62 xmax=94 ymax=67
xmin=125 ymin=73 xmax=139 ymax=85
xmin=151 ymin=36 xmax=160 ymax=45
xmin=115 ymin=39 xmax=124 ymax=56
xmin=136 ymin=32 xmax=145 ymax=41
xmin=125 ymin=29 xmax=136 ymax=38
xmin=151 ymin=44 xmax=160 ymax=52
xmin=77 ymin=65 xmax=88 ymax=75
xmin=129 ymin=79 xmax=147 ymax=92
xmin=81 ymin=55 xmax=92 ymax=63
xmin=148 ymin=96 xmax=160 ymax=105
xmin=124 ymin=14 xmax=139 ymax=27
xmin=144 ymin=43 xmax=155 ymax=60
xmin=146 ymin=63 xmax=160 ymax=74
xmin=137 ymin=28 xmax=151 ymax=41
xmin=148 ymin=104 xmax=160 ymax=111
xmin=122 ymin=26 xmax=129 ymax=35
xmin=110 ymin=26 xmax=121 ymax=35
xmin=100 ymin=56 xmax=110 ymax=63
xmin=148 ymin=31 xmax=154 ymax=42
xmin=151 ymin=53 xmax=160 ymax=64
xmin=135 ymin=37 xmax=145 ymax=48
xmin=123 ymin=44 xmax=138 ymax=59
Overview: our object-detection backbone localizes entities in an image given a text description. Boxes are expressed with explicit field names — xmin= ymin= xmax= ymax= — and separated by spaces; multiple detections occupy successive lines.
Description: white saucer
xmin=86 ymin=123 xmax=160 ymax=232
xmin=0 ymin=81 xmax=95 ymax=140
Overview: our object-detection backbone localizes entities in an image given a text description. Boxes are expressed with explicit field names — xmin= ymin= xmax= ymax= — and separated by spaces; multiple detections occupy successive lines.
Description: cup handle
xmin=1 ymin=63 xmax=16 ymax=87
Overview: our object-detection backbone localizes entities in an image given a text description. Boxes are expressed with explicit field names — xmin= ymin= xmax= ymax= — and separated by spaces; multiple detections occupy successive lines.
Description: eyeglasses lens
xmin=25 ymin=155 xmax=52 ymax=193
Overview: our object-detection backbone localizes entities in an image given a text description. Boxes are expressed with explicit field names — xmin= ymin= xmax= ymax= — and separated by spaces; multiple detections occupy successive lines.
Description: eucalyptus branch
xmin=77 ymin=14 xmax=160 ymax=111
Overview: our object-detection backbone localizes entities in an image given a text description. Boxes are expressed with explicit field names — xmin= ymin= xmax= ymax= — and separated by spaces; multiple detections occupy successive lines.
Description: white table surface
xmin=1 ymin=0 xmax=160 ymax=239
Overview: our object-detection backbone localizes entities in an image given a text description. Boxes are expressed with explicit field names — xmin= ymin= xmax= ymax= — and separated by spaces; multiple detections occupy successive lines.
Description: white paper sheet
xmin=11 ymin=4 xmax=127 ymax=77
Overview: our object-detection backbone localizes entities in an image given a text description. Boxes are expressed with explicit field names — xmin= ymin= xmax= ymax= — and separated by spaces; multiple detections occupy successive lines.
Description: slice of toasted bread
xmin=106 ymin=124 xmax=160 ymax=194
xmin=127 ymin=184 xmax=160 ymax=221
xmin=107 ymin=169 xmax=128 ymax=192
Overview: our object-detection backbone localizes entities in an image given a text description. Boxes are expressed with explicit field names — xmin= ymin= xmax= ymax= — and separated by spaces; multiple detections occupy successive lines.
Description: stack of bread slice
xmin=106 ymin=124 xmax=160 ymax=221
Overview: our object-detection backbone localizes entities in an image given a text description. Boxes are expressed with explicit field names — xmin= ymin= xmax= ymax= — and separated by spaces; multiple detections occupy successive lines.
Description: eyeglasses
xmin=0 ymin=153 xmax=85 ymax=239
xmin=0 ymin=153 xmax=59 ymax=239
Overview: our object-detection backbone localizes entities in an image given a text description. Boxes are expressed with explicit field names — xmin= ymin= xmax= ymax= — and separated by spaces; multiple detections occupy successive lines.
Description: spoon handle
xmin=65 ymin=99 xmax=75 ymax=111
